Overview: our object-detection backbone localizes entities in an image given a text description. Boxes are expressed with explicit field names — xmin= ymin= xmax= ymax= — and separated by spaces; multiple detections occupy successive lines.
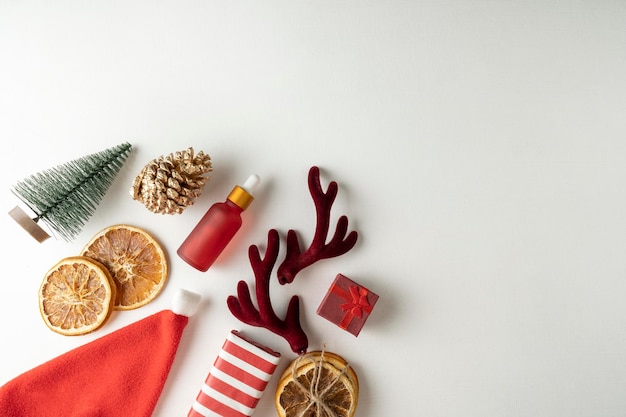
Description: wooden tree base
xmin=9 ymin=206 xmax=50 ymax=243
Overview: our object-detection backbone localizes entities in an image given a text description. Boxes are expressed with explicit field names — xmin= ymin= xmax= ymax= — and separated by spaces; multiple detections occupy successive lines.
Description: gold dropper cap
xmin=227 ymin=174 xmax=260 ymax=210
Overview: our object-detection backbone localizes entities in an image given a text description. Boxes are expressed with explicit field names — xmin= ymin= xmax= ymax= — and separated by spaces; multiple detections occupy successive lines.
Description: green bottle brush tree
xmin=9 ymin=142 xmax=133 ymax=242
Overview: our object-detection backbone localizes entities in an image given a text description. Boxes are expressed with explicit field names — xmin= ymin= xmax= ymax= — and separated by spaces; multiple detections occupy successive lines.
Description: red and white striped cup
xmin=189 ymin=331 xmax=281 ymax=417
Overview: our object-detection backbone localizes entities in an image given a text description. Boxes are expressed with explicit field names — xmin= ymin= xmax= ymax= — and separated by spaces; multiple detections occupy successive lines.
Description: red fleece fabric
xmin=0 ymin=310 xmax=188 ymax=417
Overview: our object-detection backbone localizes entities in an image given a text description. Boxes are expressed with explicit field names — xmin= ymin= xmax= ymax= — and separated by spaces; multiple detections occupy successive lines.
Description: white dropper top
xmin=242 ymin=174 xmax=260 ymax=195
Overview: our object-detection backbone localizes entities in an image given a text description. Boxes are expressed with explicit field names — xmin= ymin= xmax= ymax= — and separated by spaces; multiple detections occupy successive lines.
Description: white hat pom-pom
xmin=171 ymin=289 xmax=202 ymax=317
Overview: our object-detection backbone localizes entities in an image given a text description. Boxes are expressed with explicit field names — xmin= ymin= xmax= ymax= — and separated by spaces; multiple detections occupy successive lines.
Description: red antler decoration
xmin=227 ymin=229 xmax=309 ymax=354
xmin=277 ymin=166 xmax=358 ymax=284
xmin=227 ymin=166 xmax=358 ymax=354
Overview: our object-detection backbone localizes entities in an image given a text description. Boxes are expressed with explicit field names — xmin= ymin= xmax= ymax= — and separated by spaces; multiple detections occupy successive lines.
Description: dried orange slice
xmin=81 ymin=224 xmax=167 ymax=310
xmin=38 ymin=256 xmax=116 ymax=336
xmin=275 ymin=351 xmax=359 ymax=417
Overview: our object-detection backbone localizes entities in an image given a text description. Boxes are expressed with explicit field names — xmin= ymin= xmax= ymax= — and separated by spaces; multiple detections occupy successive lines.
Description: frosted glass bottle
xmin=177 ymin=175 xmax=260 ymax=271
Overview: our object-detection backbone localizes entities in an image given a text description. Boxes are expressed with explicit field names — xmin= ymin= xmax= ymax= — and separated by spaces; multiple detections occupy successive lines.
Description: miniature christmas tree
xmin=9 ymin=142 xmax=133 ymax=242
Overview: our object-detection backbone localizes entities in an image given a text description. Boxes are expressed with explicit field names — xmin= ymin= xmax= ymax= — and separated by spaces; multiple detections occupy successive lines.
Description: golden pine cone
xmin=130 ymin=147 xmax=212 ymax=214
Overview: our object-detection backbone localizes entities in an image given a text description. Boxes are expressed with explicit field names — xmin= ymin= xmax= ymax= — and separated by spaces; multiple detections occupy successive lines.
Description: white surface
xmin=1 ymin=2 xmax=626 ymax=416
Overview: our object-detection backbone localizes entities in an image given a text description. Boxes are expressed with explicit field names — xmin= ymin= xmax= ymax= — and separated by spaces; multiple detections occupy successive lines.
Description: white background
xmin=1 ymin=1 xmax=626 ymax=416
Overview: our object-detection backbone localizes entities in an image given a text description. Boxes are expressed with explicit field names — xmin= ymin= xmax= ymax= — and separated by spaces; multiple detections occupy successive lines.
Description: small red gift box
xmin=317 ymin=274 xmax=378 ymax=337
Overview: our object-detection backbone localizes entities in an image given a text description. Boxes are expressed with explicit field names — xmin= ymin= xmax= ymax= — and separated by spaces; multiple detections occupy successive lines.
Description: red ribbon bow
xmin=331 ymin=284 xmax=372 ymax=330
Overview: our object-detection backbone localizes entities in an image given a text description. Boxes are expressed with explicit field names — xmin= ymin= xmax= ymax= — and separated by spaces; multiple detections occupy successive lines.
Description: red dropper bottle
xmin=177 ymin=174 xmax=260 ymax=271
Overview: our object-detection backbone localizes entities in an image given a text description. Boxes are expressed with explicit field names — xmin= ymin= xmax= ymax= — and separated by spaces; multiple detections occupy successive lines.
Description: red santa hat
xmin=0 ymin=288 xmax=201 ymax=417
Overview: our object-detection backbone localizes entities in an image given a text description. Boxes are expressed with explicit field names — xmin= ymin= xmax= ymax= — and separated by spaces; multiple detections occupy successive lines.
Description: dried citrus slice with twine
xmin=81 ymin=224 xmax=167 ymax=310
xmin=38 ymin=256 xmax=116 ymax=336
xmin=275 ymin=350 xmax=359 ymax=417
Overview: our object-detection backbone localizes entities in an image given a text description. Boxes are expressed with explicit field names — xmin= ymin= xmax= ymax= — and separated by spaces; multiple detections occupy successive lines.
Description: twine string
xmin=291 ymin=348 xmax=351 ymax=417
